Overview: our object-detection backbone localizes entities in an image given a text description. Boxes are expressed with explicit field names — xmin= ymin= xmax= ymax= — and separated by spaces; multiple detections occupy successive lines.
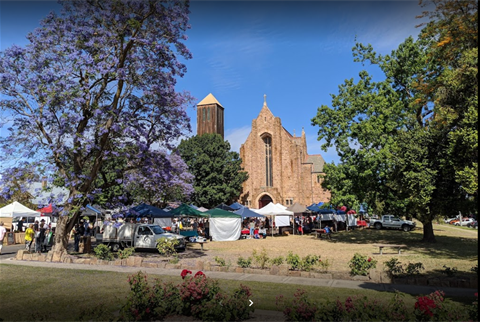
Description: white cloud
xmin=225 ymin=126 xmax=251 ymax=153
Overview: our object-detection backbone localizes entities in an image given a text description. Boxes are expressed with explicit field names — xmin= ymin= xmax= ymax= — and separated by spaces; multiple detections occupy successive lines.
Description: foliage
xmin=299 ymin=254 xmax=321 ymax=272
xmin=384 ymin=258 xmax=425 ymax=277
xmin=286 ymin=251 xmax=301 ymax=270
xmin=348 ymin=253 xmax=377 ymax=276
xmin=471 ymin=264 xmax=478 ymax=274
xmin=441 ymin=265 xmax=457 ymax=277
xmin=120 ymin=271 xmax=253 ymax=321
xmin=311 ymin=0 xmax=478 ymax=243
xmin=277 ymin=289 xmax=473 ymax=322
xmin=252 ymin=248 xmax=270 ymax=269
xmin=0 ymin=0 xmax=194 ymax=252
xmin=214 ymin=256 xmax=226 ymax=267
xmin=317 ymin=258 xmax=331 ymax=273
xmin=118 ymin=247 xmax=135 ymax=260
xmin=414 ymin=290 xmax=465 ymax=322
xmin=237 ymin=256 xmax=252 ymax=268
xmin=384 ymin=258 xmax=405 ymax=277
xmin=177 ymin=133 xmax=249 ymax=208
xmin=270 ymin=255 xmax=284 ymax=266
xmin=169 ymin=253 xmax=180 ymax=264
xmin=156 ymin=237 xmax=179 ymax=257
xmin=93 ymin=244 xmax=114 ymax=261
xmin=405 ymin=262 xmax=425 ymax=276
xmin=469 ymin=292 xmax=478 ymax=322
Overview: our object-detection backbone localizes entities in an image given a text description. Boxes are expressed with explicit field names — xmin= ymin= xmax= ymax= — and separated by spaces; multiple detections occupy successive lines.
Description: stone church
xmin=197 ymin=93 xmax=331 ymax=209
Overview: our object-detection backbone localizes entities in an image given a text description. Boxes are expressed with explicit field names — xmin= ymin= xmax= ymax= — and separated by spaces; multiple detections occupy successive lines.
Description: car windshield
xmin=150 ymin=225 xmax=165 ymax=234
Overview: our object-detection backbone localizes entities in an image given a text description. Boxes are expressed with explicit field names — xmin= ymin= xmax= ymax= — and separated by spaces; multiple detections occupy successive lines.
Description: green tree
xmin=177 ymin=133 xmax=248 ymax=208
xmin=312 ymin=0 xmax=477 ymax=242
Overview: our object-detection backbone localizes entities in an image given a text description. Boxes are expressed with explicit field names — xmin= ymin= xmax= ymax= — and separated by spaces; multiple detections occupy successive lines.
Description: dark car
xmin=467 ymin=221 xmax=477 ymax=229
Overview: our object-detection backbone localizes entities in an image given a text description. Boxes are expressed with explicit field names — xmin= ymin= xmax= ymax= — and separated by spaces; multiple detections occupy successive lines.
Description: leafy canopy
xmin=0 ymin=0 xmax=194 ymax=250
xmin=177 ymin=133 xmax=248 ymax=208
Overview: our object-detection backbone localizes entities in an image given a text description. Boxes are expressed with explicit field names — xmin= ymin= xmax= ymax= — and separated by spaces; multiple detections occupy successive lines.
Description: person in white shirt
xmin=0 ymin=221 xmax=7 ymax=255
xmin=258 ymin=226 xmax=267 ymax=239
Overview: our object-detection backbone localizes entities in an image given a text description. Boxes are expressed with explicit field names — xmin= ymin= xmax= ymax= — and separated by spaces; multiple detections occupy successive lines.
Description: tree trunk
xmin=53 ymin=212 xmax=81 ymax=252
xmin=421 ymin=221 xmax=436 ymax=243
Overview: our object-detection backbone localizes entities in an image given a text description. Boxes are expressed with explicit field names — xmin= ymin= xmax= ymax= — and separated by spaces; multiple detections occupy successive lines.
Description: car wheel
xmin=374 ymin=223 xmax=382 ymax=230
xmin=455 ymin=223 xmax=459 ymax=226
xmin=402 ymin=225 xmax=410 ymax=232
xmin=467 ymin=223 xmax=471 ymax=228
xmin=110 ymin=243 xmax=120 ymax=252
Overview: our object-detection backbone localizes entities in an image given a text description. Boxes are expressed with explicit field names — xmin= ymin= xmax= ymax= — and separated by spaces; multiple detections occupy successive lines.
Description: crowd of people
xmin=23 ymin=219 xmax=53 ymax=253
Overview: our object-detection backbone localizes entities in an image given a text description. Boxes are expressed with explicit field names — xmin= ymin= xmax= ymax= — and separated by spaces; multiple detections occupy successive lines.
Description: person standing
xmin=36 ymin=223 xmax=47 ymax=254
xmin=204 ymin=219 xmax=210 ymax=240
xmin=0 ymin=222 xmax=6 ymax=255
xmin=17 ymin=218 xmax=24 ymax=232
xmin=249 ymin=220 xmax=255 ymax=236
xmin=24 ymin=224 xmax=35 ymax=252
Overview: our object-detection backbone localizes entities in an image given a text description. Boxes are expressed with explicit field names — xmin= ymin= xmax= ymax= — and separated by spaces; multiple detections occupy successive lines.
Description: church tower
xmin=197 ymin=93 xmax=224 ymax=138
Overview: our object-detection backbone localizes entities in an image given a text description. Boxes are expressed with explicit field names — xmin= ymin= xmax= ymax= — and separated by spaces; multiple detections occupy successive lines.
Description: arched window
xmin=263 ymin=136 xmax=273 ymax=187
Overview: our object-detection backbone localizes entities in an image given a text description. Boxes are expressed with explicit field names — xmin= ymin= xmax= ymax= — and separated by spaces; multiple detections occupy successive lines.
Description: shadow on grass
xmin=310 ymin=228 xmax=478 ymax=261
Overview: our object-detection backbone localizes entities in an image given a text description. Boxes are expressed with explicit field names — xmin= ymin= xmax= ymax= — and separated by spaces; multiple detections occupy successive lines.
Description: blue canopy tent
xmin=130 ymin=203 xmax=173 ymax=228
xmin=233 ymin=207 xmax=265 ymax=219
xmin=229 ymin=202 xmax=244 ymax=210
xmin=307 ymin=204 xmax=321 ymax=213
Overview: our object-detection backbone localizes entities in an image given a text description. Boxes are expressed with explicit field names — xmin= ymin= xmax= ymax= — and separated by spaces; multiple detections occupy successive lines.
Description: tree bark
xmin=421 ymin=221 xmax=436 ymax=243
xmin=53 ymin=212 xmax=81 ymax=252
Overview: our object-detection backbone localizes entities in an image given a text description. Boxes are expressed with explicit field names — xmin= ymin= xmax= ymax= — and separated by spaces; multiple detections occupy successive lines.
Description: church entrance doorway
xmin=259 ymin=195 xmax=273 ymax=209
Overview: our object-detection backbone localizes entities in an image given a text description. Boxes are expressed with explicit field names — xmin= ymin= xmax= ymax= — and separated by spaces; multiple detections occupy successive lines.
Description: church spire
xmin=263 ymin=94 xmax=267 ymax=107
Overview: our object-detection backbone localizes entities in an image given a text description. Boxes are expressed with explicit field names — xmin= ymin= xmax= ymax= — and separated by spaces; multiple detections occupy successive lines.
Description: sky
xmin=0 ymin=0 xmax=431 ymax=165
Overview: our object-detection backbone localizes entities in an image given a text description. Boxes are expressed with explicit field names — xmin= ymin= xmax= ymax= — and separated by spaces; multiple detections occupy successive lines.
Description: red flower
xmin=181 ymin=269 xmax=192 ymax=279
xmin=368 ymin=257 xmax=372 ymax=262
xmin=194 ymin=271 xmax=205 ymax=277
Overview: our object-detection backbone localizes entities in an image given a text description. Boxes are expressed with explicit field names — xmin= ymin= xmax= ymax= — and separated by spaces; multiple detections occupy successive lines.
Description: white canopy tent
xmin=254 ymin=203 xmax=293 ymax=236
xmin=0 ymin=201 xmax=40 ymax=231
xmin=0 ymin=201 xmax=39 ymax=218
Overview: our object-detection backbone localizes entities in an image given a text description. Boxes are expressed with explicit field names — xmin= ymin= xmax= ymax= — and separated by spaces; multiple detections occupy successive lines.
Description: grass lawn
xmin=0 ymin=264 xmax=473 ymax=321
xmin=0 ymin=222 xmax=476 ymax=321
xmin=182 ymin=222 xmax=478 ymax=275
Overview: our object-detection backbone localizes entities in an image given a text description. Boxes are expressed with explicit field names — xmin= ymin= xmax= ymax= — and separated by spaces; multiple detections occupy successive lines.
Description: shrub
xmin=156 ymin=237 xmax=179 ymax=256
xmin=118 ymin=247 xmax=135 ymax=259
xmin=317 ymin=258 xmax=331 ymax=273
xmin=286 ymin=251 xmax=301 ymax=270
xmin=348 ymin=253 xmax=377 ymax=276
xmin=237 ymin=256 xmax=252 ymax=268
xmin=384 ymin=258 xmax=405 ymax=277
xmin=119 ymin=270 xmax=254 ymax=322
xmin=442 ymin=265 xmax=457 ymax=277
xmin=276 ymin=289 xmax=471 ymax=322
xmin=299 ymin=254 xmax=321 ymax=272
xmin=471 ymin=264 xmax=478 ymax=274
xmin=214 ymin=256 xmax=226 ymax=266
xmin=270 ymin=255 xmax=284 ymax=266
xmin=252 ymin=248 xmax=270 ymax=269
xmin=468 ymin=292 xmax=478 ymax=322
xmin=169 ymin=253 xmax=180 ymax=264
xmin=93 ymin=244 xmax=114 ymax=261
xmin=405 ymin=262 xmax=425 ymax=276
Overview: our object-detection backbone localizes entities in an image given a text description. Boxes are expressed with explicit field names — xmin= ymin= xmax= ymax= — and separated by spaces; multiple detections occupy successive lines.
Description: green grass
xmin=0 ymin=264 xmax=474 ymax=321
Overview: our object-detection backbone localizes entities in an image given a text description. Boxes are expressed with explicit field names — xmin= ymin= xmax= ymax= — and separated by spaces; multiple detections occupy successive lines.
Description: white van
xmin=12 ymin=216 xmax=57 ymax=232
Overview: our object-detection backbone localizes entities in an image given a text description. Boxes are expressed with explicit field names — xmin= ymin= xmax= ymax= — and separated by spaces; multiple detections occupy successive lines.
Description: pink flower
xmin=181 ymin=269 xmax=192 ymax=279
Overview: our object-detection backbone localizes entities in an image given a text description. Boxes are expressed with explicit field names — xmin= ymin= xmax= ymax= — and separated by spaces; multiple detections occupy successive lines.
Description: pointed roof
xmin=198 ymin=93 xmax=223 ymax=107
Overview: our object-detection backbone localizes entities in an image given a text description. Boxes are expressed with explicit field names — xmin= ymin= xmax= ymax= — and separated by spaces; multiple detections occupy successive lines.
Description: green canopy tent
xmin=204 ymin=208 xmax=242 ymax=241
xmin=168 ymin=203 xmax=208 ymax=217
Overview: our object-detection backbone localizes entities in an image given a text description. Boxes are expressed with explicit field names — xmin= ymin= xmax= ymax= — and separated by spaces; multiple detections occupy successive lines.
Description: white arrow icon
xmin=249 ymin=299 xmax=253 ymax=306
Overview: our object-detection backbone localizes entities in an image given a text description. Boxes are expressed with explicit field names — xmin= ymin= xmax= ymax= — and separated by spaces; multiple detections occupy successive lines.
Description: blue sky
xmin=0 ymin=1 xmax=430 ymax=164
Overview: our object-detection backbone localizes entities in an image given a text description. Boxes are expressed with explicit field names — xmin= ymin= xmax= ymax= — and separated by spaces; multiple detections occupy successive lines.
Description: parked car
xmin=466 ymin=220 xmax=477 ymax=228
xmin=444 ymin=216 xmax=458 ymax=224
xmin=454 ymin=218 xmax=475 ymax=226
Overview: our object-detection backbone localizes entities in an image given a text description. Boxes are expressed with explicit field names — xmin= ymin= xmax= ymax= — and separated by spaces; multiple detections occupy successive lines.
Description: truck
xmin=370 ymin=215 xmax=416 ymax=232
xmin=98 ymin=223 xmax=186 ymax=252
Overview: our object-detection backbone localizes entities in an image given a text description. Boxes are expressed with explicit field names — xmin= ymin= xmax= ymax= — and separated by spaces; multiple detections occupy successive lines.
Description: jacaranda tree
xmin=0 ymin=0 xmax=194 ymax=252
